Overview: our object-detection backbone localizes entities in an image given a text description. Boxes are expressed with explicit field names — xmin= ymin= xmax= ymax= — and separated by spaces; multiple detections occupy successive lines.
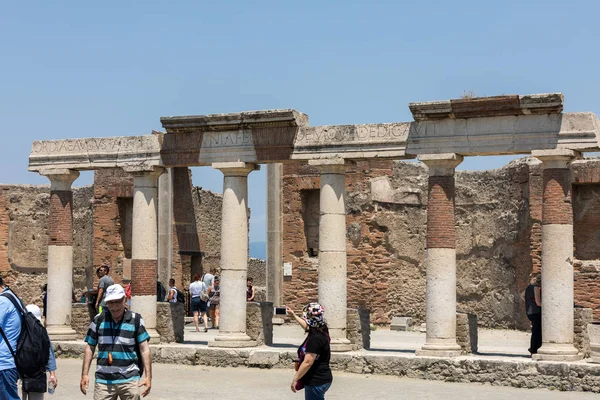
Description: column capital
xmin=39 ymin=169 xmax=80 ymax=191
xmin=122 ymin=166 xmax=165 ymax=177
xmin=532 ymin=149 xmax=581 ymax=169
xmin=212 ymin=162 xmax=259 ymax=176
xmin=418 ymin=154 xmax=463 ymax=176
xmin=308 ymin=158 xmax=348 ymax=173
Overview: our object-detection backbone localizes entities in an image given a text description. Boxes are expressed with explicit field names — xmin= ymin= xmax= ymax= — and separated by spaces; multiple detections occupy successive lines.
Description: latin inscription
xmin=200 ymin=131 xmax=253 ymax=148
xmin=32 ymin=138 xmax=122 ymax=154
xmin=295 ymin=123 xmax=410 ymax=144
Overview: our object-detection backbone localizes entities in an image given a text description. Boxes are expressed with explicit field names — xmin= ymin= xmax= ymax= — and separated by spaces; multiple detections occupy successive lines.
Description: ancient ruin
xmin=20 ymin=92 xmax=600 ymax=361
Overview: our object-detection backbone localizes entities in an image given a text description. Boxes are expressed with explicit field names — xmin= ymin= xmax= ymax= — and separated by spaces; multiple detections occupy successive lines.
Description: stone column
xmin=210 ymin=162 xmax=259 ymax=348
xmin=126 ymin=167 xmax=164 ymax=344
xmin=416 ymin=154 xmax=463 ymax=357
xmin=266 ymin=163 xmax=283 ymax=306
xmin=157 ymin=168 xmax=173 ymax=286
xmin=309 ymin=159 xmax=352 ymax=352
xmin=532 ymin=149 xmax=582 ymax=361
xmin=41 ymin=169 xmax=79 ymax=340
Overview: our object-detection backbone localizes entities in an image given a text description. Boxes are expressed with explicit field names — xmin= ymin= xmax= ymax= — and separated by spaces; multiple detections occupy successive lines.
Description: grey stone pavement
xmin=179 ymin=323 xmax=533 ymax=360
xmin=53 ymin=358 xmax=596 ymax=399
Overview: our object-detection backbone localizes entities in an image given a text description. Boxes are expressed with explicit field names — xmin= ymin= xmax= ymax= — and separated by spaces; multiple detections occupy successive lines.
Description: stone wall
xmin=156 ymin=302 xmax=185 ymax=343
xmin=71 ymin=303 xmax=90 ymax=339
xmin=282 ymin=157 xmax=600 ymax=329
xmin=0 ymin=184 xmax=94 ymax=305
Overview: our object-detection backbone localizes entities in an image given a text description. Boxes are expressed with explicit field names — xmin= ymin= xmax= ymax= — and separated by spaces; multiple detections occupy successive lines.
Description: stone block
xmin=248 ymin=350 xmax=279 ymax=367
xmin=71 ymin=303 xmax=91 ymax=339
xmin=456 ymin=313 xmax=478 ymax=354
xmin=390 ymin=316 xmax=412 ymax=331
xmin=156 ymin=346 xmax=198 ymax=365
xmin=347 ymin=308 xmax=370 ymax=350
xmin=246 ymin=301 xmax=273 ymax=346
xmin=156 ymin=302 xmax=184 ymax=343
xmin=575 ymin=308 xmax=593 ymax=358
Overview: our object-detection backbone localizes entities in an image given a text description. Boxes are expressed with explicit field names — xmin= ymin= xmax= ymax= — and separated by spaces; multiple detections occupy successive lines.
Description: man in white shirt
xmin=202 ymin=268 xmax=216 ymax=290
xmin=189 ymin=275 xmax=209 ymax=332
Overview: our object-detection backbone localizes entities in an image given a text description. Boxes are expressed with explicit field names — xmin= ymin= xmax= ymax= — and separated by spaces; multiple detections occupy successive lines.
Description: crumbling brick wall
xmin=282 ymin=157 xmax=600 ymax=329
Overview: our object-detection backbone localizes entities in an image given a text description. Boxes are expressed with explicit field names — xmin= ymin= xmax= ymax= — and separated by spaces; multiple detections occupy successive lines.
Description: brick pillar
xmin=41 ymin=169 xmax=79 ymax=340
xmin=532 ymin=149 xmax=582 ymax=361
xmin=416 ymin=154 xmax=463 ymax=357
xmin=126 ymin=167 xmax=164 ymax=344
xmin=210 ymin=162 xmax=259 ymax=348
xmin=309 ymin=158 xmax=352 ymax=352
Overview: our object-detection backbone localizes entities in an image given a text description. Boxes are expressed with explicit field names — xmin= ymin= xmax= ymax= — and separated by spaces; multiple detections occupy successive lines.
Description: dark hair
xmin=193 ymin=274 xmax=201 ymax=281
xmin=0 ymin=276 xmax=3 ymax=287
xmin=214 ymin=276 xmax=220 ymax=281
xmin=102 ymin=265 xmax=110 ymax=273
xmin=247 ymin=277 xmax=253 ymax=282
xmin=169 ymin=278 xmax=175 ymax=285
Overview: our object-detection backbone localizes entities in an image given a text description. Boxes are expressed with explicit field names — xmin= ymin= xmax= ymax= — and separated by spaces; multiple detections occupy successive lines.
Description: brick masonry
xmin=542 ymin=168 xmax=573 ymax=225
xmin=427 ymin=176 xmax=456 ymax=249
xmin=48 ymin=190 xmax=73 ymax=246
xmin=131 ymin=259 xmax=158 ymax=296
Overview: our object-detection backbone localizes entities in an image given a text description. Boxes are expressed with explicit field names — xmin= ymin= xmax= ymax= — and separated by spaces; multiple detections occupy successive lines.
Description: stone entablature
xmin=27 ymin=93 xmax=600 ymax=171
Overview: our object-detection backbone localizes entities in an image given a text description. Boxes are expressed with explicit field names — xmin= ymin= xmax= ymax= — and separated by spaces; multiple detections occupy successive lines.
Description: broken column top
xmin=409 ymin=93 xmax=564 ymax=121
xmin=160 ymin=109 xmax=309 ymax=133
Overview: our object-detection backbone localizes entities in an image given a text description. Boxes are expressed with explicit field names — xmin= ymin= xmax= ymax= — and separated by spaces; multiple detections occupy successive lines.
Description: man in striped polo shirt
xmin=81 ymin=284 xmax=152 ymax=399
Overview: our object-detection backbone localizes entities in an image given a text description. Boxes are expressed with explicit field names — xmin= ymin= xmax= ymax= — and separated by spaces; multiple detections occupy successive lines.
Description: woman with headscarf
xmin=287 ymin=303 xmax=333 ymax=400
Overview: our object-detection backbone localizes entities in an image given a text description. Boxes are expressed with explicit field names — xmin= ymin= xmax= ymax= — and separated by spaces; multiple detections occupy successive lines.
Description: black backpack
xmin=0 ymin=290 xmax=50 ymax=379
xmin=175 ymin=288 xmax=185 ymax=304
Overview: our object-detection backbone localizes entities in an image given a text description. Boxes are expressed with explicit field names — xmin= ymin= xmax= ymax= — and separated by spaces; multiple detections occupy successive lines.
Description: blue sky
xmin=1 ymin=1 xmax=599 ymax=244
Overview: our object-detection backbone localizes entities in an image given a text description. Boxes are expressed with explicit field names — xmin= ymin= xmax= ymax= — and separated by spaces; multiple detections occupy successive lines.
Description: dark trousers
xmin=527 ymin=313 xmax=542 ymax=354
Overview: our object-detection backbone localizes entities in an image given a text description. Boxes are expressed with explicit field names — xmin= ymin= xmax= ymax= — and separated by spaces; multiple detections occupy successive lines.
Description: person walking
xmin=202 ymin=268 xmax=216 ymax=291
xmin=288 ymin=303 xmax=333 ymax=400
xmin=81 ymin=284 xmax=152 ymax=399
xmin=523 ymin=275 xmax=542 ymax=355
xmin=189 ymin=275 xmax=208 ymax=332
xmin=22 ymin=305 xmax=58 ymax=400
xmin=208 ymin=276 xmax=220 ymax=330
xmin=0 ymin=276 xmax=21 ymax=400
xmin=95 ymin=265 xmax=114 ymax=314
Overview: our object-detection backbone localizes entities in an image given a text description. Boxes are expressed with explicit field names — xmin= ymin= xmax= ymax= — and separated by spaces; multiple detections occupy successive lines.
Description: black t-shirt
xmin=299 ymin=331 xmax=333 ymax=386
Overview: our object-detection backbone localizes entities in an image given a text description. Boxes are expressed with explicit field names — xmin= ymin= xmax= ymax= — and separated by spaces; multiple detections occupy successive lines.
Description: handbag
xmin=22 ymin=374 xmax=47 ymax=393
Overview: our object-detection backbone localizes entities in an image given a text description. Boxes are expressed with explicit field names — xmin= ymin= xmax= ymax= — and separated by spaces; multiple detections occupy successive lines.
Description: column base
xmin=47 ymin=325 xmax=78 ymax=341
xmin=416 ymin=342 xmax=462 ymax=357
xmin=209 ymin=333 xmax=258 ymax=348
xmin=533 ymin=344 xmax=583 ymax=361
xmin=146 ymin=328 xmax=161 ymax=344
xmin=330 ymin=338 xmax=353 ymax=352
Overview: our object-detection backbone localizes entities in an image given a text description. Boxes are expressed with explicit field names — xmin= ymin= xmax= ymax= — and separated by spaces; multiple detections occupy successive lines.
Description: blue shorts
xmin=191 ymin=297 xmax=207 ymax=313
xmin=305 ymin=382 xmax=331 ymax=400
xmin=0 ymin=367 xmax=20 ymax=400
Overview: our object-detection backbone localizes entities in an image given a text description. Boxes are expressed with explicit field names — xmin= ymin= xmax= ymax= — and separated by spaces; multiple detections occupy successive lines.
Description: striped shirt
xmin=84 ymin=310 xmax=150 ymax=385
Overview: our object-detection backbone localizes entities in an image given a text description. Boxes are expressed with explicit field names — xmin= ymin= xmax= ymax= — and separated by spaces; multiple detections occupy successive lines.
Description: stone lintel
xmin=532 ymin=149 xmax=581 ymax=169
xmin=410 ymin=93 xmax=564 ymax=121
xmin=161 ymin=109 xmax=309 ymax=133
xmin=418 ymin=154 xmax=463 ymax=176
xmin=212 ymin=162 xmax=259 ymax=176
xmin=308 ymin=158 xmax=348 ymax=174
xmin=122 ymin=165 xmax=165 ymax=176
xmin=39 ymin=169 xmax=80 ymax=191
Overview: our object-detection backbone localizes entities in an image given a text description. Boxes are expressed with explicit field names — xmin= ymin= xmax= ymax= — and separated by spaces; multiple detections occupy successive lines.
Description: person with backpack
xmin=0 ymin=277 xmax=52 ymax=400
xmin=189 ymin=275 xmax=209 ymax=333
xmin=167 ymin=279 xmax=185 ymax=304
xmin=22 ymin=305 xmax=57 ymax=400
xmin=0 ymin=276 xmax=22 ymax=400
xmin=81 ymin=284 xmax=152 ymax=399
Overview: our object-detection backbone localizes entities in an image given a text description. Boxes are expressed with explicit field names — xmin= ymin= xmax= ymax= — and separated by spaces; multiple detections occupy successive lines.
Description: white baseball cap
xmin=104 ymin=284 xmax=126 ymax=302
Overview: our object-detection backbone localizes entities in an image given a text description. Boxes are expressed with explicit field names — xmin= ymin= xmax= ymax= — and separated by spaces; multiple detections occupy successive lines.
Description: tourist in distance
xmin=202 ymin=268 xmax=216 ymax=290
xmin=208 ymin=276 xmax=220 ymax=329
xmin=22 ymin=304 xmax=58 ymax=400
xmin=189 ymin=274 xmax=209 ymax=332
xmin=246 ymin=277 xmax=255 ymax=302
xmin=95 ymin=264 xmax=114 ymax=314
xmin=287 ymin=303 xmax=333 ymax=400
xmin=81 ymin=284 xmax=152 ymax=399
xmin=0 ymin=276 xmax=22 ymax=400
xmin=521 ymin=274 xmax=542 ymax=355
xmin=166 ymin=278 xmax=178 ymax=303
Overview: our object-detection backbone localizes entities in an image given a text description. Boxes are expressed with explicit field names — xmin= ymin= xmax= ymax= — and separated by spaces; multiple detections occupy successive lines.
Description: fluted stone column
xmin=416 ymin=154 xmax=463 ymax=357
xmin=309 ymin=159 xmax=352 ymax=352
xmin=210 ymin=162 xmax=259 ymax=348
xmin=532 ymin=149 xmax=582 ymax=361
xmin=126 ymin=167 xmax=164 ymax=344
xmin=266 ymin=163 xmax=283 ymax=306
xmin=42 ymin=169 xmax=79 ymax=340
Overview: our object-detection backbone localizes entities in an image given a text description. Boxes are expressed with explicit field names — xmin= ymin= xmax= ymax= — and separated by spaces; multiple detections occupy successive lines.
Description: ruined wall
xmin=283 ymin=157 xmax=600 ymax=329
xmin=0 ymin=184 xmax=93 ymax=305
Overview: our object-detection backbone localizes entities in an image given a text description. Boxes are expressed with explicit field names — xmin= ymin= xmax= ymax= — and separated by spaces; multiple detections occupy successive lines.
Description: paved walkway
xmin=182 ymin=323 xmax=532 ymax=359
xmin=52 ymin=358 xmax=596 ymax=399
